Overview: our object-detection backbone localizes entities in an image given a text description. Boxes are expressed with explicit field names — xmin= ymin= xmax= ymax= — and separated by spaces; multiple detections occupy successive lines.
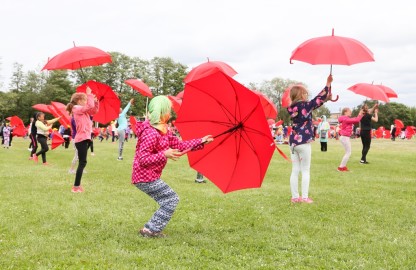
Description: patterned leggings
xmin=135 ymin=179 xmax=179 ymax=233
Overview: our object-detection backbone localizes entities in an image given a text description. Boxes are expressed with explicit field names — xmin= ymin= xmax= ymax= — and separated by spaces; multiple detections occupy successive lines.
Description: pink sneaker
xmin=32 ymin=154 xmax=38 ymax=163
xmin=291 ymin=197 xmax=301 ymax=203
xmin=42 ymin=162 xmax=50 ymax=166
xmin=337 ymin=167 xmax=345 ymax=172
xmin=71 ymin=186 xmax=84 ymax=193
xmin=301 ymin=198 xmax=314 ymax=204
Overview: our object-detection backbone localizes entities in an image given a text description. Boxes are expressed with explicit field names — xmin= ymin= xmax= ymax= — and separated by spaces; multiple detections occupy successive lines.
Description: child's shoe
xmin=301 ymin=198 xmax=314 ymax=204
xmin=337 ymin=166 xmax=345 ymax=172
xmin=290 ymin=197 xmax=301 ymax=203
xmin=32 ymin=154 xmax=38 ymax=163
xmin=139 ymin=228 xmax=166 ymax=238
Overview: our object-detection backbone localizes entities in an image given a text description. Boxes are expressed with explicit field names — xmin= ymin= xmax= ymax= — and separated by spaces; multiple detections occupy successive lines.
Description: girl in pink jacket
xmin=66 ymin=87 xmax=99 ymax=193
xmin=337 ymin=107 xmax=363 ymax=171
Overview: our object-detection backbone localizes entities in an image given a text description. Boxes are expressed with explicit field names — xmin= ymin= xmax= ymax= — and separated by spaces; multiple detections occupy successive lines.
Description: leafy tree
xmin=9 ymin=63 xmax=25 ymax=93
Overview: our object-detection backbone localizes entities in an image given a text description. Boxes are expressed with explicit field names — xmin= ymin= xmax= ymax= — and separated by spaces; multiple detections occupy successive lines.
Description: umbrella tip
xmin=332 ymin=28 xmax=334 ymax=36
xmin=73 ymin=41 xmax=76 ymax=47
xmin=207 ymin=57 xmax=210 ymax=62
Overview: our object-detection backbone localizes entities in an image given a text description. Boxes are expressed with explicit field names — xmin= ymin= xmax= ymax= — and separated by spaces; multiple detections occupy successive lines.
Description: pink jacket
xmin=338 ymin=115 xmax=362 ymax=137
xmin=72 ymin=94 xmax=99 ymax=143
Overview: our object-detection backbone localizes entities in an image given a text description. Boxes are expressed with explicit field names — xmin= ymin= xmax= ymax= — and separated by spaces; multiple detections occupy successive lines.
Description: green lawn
xmin=1 ymin=137 xmax=415 ymax=269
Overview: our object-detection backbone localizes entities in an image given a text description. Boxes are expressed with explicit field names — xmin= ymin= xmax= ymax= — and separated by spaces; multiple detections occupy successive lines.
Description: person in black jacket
xmin=359 ymin=104 xmax=379 ymax=164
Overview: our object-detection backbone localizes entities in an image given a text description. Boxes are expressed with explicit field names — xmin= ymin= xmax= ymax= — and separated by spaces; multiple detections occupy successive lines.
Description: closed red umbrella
xmin=175 ymin=71 xmax=275 ymax=193
xmin=184 ymin=60 xmax=237 ymax=84
xmin=347 ymin=83 xmax=390 ymax=103
xmin=76 ymin=81 xmax=120 ymax=124
xmin=42 ymin=45 xmax=112 ymax=71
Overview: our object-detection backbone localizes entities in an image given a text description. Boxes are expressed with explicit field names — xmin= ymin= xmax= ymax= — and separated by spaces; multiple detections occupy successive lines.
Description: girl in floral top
xmin=287 ymin=75 xmax=332 ymax=204
xmin=133 ymin=95 xmax=213 ymax=238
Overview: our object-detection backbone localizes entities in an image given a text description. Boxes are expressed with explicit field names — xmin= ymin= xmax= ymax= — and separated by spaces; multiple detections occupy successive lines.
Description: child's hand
xmin=202 ymin=135 xmax=214 ymax=144
xmin=164 ymin=148 xmax=181 ymax=161
xmin=326 ymin=74 xmax=333 ymax=86
xmin=86 ymin=86 xmax=92 ymax=95
xmin=130 ymin=98 xmax=134 ymax=105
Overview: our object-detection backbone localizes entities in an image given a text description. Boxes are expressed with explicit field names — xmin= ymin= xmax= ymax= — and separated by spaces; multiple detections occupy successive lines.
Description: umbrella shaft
xmin=214 ymin=122 xmax=243 ymax=139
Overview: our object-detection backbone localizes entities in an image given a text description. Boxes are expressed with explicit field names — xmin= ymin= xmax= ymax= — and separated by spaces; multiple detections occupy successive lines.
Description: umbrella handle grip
xmin=330 ymin=94 xmax=339 ymax=102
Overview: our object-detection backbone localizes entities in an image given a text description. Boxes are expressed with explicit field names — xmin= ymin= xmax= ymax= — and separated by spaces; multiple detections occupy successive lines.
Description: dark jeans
xmin=74 ymin=140 xmax=90 ymax=187
xmin=360 ymin=130 xmax=372 ymax=162
xmin=36 ymin=135 xmax=49 ymax=163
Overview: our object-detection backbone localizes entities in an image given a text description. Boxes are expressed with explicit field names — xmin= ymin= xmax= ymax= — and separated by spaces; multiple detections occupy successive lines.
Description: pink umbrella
xmin=184 ymin=59 xmax=237 ymax=84
xmin=347 ymin=83 xmax=390 ymax=103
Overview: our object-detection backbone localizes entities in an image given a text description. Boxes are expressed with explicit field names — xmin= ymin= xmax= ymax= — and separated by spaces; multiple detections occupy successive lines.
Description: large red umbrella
xmin=184 ymin=60 xmax=237 ymax=84
xmin=50 ymin=101 xmax=71 ymax=127
xmin=42 ymin=45 xmax=112 ymax=71
xmin=76 ymin=81 xmax=120 ymax=124
xmin=168 ymin=96 xmax=182 ymax=114
xmin=290 ymin=29 xmax=375 ymax=101
xmin=347 ymin=83 xmax=390 ymax=103
xmin=51 ymin=130 xmax=65 ymax=150
xmin=175 ymin=71 xmax=275 ymax=193
xmin=32 ymin=104 xmax=52 ymax=114
xmin=394 ymin=119 xmax=404 ymax=129
xmin=8 ymin=116 xmax=26 ymax=137
xmin=252 ymin=90 xmax=277 ymax=120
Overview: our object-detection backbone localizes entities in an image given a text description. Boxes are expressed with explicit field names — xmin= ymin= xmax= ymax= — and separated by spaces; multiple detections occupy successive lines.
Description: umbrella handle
xmin=330 ymin=95 xmax=339 ymax=102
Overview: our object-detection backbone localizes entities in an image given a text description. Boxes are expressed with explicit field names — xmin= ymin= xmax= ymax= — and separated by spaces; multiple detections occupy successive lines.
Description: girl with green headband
xmin=131 ymin=95 xmax=213 ymax=238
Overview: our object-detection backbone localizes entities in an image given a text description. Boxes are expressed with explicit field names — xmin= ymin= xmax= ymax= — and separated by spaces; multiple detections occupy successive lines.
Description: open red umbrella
xmin=252 ymin=90 xmax=278 ymax=120
xmin=76 ymin=80 xmax=120 ymax=124
xmin=125 ymin=79 xmax=153 ymax=97
xmin=290 ymin=28 xmax=375 ymax=101
xmin=8 ymin=116 xmax=26 ymax=137
xmin=168 ymin=96 xmax=182 ymax=114
xmin=42 ymin=45 xmax=112 ymax=71
xmin=50 ymin=101 xmax=71 ymax=127
xmin=281 ymin=87 xmax=291 ymax=108
xmin=184 ymin=59 xmax=237 ymax=84
xmin=51 ymin=130 xmax=65 ymax=150
xmin=129 ymin=115 xmax=138 ymax=135
xmin=175 ymin=71 xmax=275 ymax=193
xmin=32 ymin=104 xmax=52 ymax=114
xmin=176 ymin=90 xmax=185 ymax=99
xmin=347 ymin=83 xmax=390 ymax=103
xmin=377 ymin=84 xmax=398 ymax=98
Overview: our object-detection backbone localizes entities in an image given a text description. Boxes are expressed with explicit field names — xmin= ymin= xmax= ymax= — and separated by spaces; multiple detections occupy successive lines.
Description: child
xmin=317 ymin=115 xmax=330 ymax=151
xmin=2 ymin=123 xmax=12 ymax=149
xmin=287 ymin=75 xmax=332 ymax=203
xmin=66 ymin=87 xmax=99 ymax=193
xmin=33 ymin=113 xmax=60 ymax=165
xmin=337 ymin=107 xmax=363 ymax=171
xmin=359 ymin=104 xmax=378 ymax=164
xmin=132 ymin=95 xmax=213 ymax=238
xmin=116 ymin=98 xmax=134 ymax=161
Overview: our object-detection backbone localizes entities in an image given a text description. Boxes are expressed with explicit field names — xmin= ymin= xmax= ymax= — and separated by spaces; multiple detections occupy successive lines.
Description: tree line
xmin=0 ymin=51 xmax=415 ymax=128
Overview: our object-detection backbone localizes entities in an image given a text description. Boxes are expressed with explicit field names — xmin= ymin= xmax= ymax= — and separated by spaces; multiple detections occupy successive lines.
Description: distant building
xmin=328 ymin=112 xmax=340 ymax=126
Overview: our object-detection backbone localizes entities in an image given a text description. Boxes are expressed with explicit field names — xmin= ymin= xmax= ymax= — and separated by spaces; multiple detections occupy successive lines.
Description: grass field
xmin=0 ymin=136 xmax=415 ymax=269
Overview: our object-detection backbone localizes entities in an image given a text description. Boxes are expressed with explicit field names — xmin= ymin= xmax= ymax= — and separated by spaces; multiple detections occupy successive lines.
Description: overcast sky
xmin=1 ymin=0 xmax=415 ymax=112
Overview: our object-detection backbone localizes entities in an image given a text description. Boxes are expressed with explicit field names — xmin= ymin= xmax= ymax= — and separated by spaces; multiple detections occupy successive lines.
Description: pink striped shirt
xmin=132 ymin=120 xmax=203 ymax=184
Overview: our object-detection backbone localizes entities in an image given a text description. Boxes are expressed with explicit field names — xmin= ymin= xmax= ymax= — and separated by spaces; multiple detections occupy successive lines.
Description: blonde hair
xmin=341 ymin=107 xmax=351 ymax=115
xmin=290 ymin=84 xmax=308 ymax=106
xmin=66 ymin=92 xmax=87 ymax=114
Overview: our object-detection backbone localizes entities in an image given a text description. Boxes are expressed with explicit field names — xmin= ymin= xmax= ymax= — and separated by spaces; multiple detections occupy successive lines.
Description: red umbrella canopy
xmin=76 ymin=80 xmax=120 ymax=124
xmin=347 ymin=83 xmax=390 ymax=103
xmin=377 ymin=84 xmax=398 ymax=98
xmin=129 ymin=115 xmax=138 ymax=135
xmin=175 ymin=71 xmax=275 ymax=193
xmin=32 ymin=104 xmax=52 ymax=114
xmin=51 ymin=131 xmax=65 ymax=150
xmin=42 ymin=45 xmax=112 ymax=71
xmin=290 ymin=29 xmax=374 ymax=66
xmin=50 ymin=101 xmax=71 ymax=127
xmin=168 ymin=95 xmax=182 ymax=114
xmin=281 ymin=87 xmax=291 ymax=108
xmin=394 ymin=119 xmax=404 ymax=129
xmin=176 ymin=90 xmax=185 ymax=99
xmin=125 ymin=79 xmax=153 ymax=97
xmin=184 ymin=60 xmax=237 ymax=84
xmin=252 ymin=90 xmax=278 ymax=120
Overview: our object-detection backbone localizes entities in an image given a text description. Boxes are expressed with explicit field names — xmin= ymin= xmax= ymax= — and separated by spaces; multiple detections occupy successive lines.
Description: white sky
xmin=1 ymin=0 xmax=415 ymax=112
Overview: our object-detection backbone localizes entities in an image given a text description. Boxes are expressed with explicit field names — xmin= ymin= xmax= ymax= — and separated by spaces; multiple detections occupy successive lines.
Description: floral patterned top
xmin=287 ymin=86 xmax=330 ymax=147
